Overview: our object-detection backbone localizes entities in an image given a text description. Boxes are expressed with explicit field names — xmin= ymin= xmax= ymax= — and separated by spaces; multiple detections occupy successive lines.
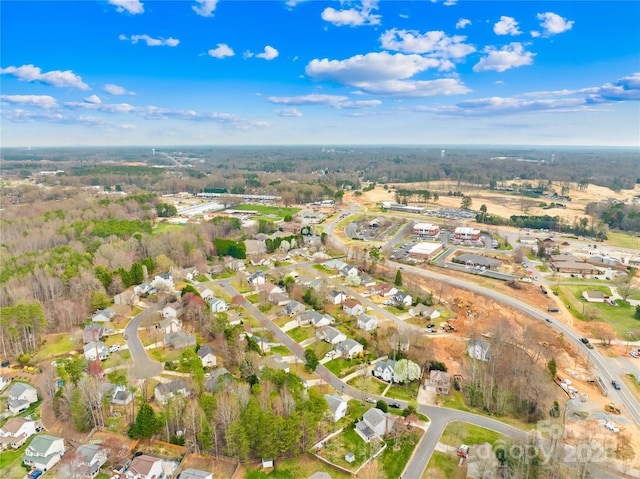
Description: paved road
xmin=125 ymin=306 xmax=163 ymax=379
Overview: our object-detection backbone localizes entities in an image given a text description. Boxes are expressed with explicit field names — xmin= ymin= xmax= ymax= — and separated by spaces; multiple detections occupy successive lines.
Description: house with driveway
xmin=7 ymin=382 xmax=38 ymax=413
xmin=84 ymin=341 xmax=109 ymax=361
xmin=73 ymin=443 xmax=108 ymax=478
xmin=343 ymin=299 xmax=364 ymax=316
xmin=208 ymin=297 xmax=228 ymax=313
xmin=155 ymin=380 xmax=188 ymax=406
xmin=298 ymin=310 xmax=334 ymax=328
xmin=124 ymin=454 xmax=164 ymax=479
xmin=23 ymin=434 xmax=65 ymax=472
xmin=357 ymin=313 xmax=378 ymax=331
xmin=327 ymin=290 xmax=347 ymax=305
xmin=197 ymin=344 xmax=217 ymax=368
xmin=408 ymin=304 xmax=441 ymax=320
xmin=337 ymin=339 xmax=364 ymax=359
xmin=372 ymin=359 xmax=397 ymax=383
xmin=355 ymin=408 xmax=395 ymax=442
xmin=316 ymin=326 xmax=347 ymax=345
xmin=82 ymin=323 xmax=104 ymax=344
xmin=92 ymin=307 xmax=115 ymax=323
xmin=0 ymin=417 xmax=39 ymax=450
xmin=324 ymin=393 xmax=348 ymax=422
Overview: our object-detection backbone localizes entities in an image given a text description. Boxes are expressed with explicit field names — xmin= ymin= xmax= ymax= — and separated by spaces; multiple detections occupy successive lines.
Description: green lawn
xmin=230 ymin=204 xmax=301 ymax=215
xmin=269 ymin=346 xmax=290 ymax=356
xmin=287 ymin=327 xmax=316 ymax=344
xmin=606 ymin=231 xmax=640 ymax=250
xmin=324 ymin=357 xmax=366 ymax=378
xmin=423 ymin=451 xmax=465 ymax=479
xmin=35 ymin=333 xmax=80 ymax=361
xmin=380 ymin=429 xmax=423 ymax=479
xmin=245 ymin=294 xmax=259 ymax=304
xmin=244 ymin=455 xmax=351 ymax=479
xmin=386 ymin=382 xmax=419 ymax=401
xmin=439 ymin=421 xmax=505 ymax=447
xmin=0 ymin=440 xmax=30 ymax=478
xmin=347 ymin=377 xmax=388 ymax=395
xmin=153 ymin=222 xmax=185 ymax=234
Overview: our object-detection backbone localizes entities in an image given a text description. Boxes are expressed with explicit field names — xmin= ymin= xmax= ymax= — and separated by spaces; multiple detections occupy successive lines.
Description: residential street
xmin=125 ymin=305 xmax=163 ymax=379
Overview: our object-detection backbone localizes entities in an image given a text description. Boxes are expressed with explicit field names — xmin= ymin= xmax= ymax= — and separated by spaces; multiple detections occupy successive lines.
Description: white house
xmin=357 ymin=314 xmax=378 ymax=331
xmin=269 ymin=292 xmax=291 ymax=307
xmin=125 ymin=454 xmax=164 ymax=479
xmin=316 ymin=326 xmax=347 ymax=345
xmin=161 ymin=302 xmax=183 ymax=319
xmin=408 ymin=304 xmax=441 ymax=320
xmin=337 ymin=339 xmax=364 ymax=359
xmin=323 ymin=259 xmax=348 ymax=272
xmin=0 ymin=418 xmax=38 ymax=450
xmin=74 ymin=444 xmax=108 ymax=478
xmin=23 ymin=434 xmax=65 ymax=472
xmin=83 ymin=341 xmax=109 ymax=361
xmin=327 ymin=290 xmax=347 ymax=305
xmin=468 ymin=338 xmax=491 ymax=361
xmin=180 ymin=469 xmax=213 ymax=479
xmin=355 ymin=408 xmax=395 ymax=442
xmin=372 ymin=360 xmax=397 ymax=383
xmin=392 ymin=291 xmax=412 ymax=307
xmin=0 ymin=376 xmax=10 ymax=391
xmin=359 ymin=275 xmax=376 ymax=287
xmin=154 ymin=380 xmax=188 ymax=406
xmin=197 ymin=344 xmax=217 ymax=368
xmin=181 ymin=267 xmax=199 ymax=281
xmin=343 ymin=299 xmax=364 ymax=316
xmin=248 ymin=271 xmax=267 ymax=287
xmin=324 ymin=393 xmax=348 ymax=422
xmin=339 ymin=264 xmax=359 ymax=277
xmin=208 ymin=297 xmax=228 ymax=313
xmin=157 ymin=317 xmax=182 ymax=334
xmin=134 ymin=283 xmax=155 ymax=296
xmin=7 ymin=382 xmax=38 ymax=413
xmin=91 ymin=307 xmax=115 ymax=323
xmin=195 ymin=284 xmax=214 ymax=301
xmin=282 ymin=300 xmax=306 ymax=316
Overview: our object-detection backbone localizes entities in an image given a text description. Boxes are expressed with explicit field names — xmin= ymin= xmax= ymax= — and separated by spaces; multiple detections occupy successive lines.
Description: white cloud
xmin=536 ymin=12 xmax=574 ymax=36
xmin=1 ymin=108 xmax=109 ymax=126
xmin=285 ymin=0 xmax=307 ymax=8
xmin=274 ymin=108 xmax=303 ymax=117
xmin=267 ymin=94 xmax=381 ymax=109
xmin=530 ymin=30 xmax=541 ymax=38
xmin=192 ymin=0 xmax=218 ymax=17
xmin=108 ymin=0 xmax=144 ymax=15
xmin=321 ymin=0 xmax=381 ymax=27
xmin=0 ymin=64 xmax=89 ymax=90
xmin=443 ymin=0 xmax=457 ymax=5
xmin=456 ymin=18 xmax=471 ymax=29
xmin=208 ymin=43 xmax=235 ymax=59
xmin=119 ymin=34 xmax=180 ymax=47
xmin=380 ymin=29 xmax=476 ymax=59
xmin=586 ymin=73 xmax=640 ymax=103
xmin=473 ymin=42 xmax=535 ymax=72
xmin=256 ymin=46 xmax=279 ymax=60
xmin=493 ymin=16 xmax=522 ymax=35
xmin=243 ymin=50 xmax=254 ymax=59
xmin=351 ymin=78 xmax=471 ymax=97
xmin=0 ymin=94 xmax=59 ymax=109
xmin=84 ymin=95 xmax=102 ymax=104
xmin=104 ymin=83 xmax=134 ymax=95
xmin=66 ymin=101 xmax=137 ymax=114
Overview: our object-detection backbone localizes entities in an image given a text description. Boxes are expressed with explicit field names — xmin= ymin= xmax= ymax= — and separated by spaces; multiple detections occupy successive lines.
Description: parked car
xmin=389 ymin=402 xmax=401 ymax=409
xmin=580 ymin=337 xmax=590 ymax=344
xmin=1 ymin=360 xmax=10 ymax=368
xmin=612 ymin=380 xmax=621 ymax=390
xmin=30 ymin=471 xmax=43 ymax=479
xmin=365 ymin=397 xmax=376 ymax=404
xmin=426 ymin=323 xmax=435 ymax=329
xmin=630 ymin=351 xmax=639 ymax=359
xmin=109 ymin=344 xmax=120 ymax=353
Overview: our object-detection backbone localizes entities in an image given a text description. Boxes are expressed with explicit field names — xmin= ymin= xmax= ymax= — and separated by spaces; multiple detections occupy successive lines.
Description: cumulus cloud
xmin=84 ymin=95 xmax=102 ymax=104
xmin=274 ymin=108 xmax=303 ymax=117
xmin=108 ymin=0 xmax=144 ymax=14
xmin=256 ymin=46 xmax=279 ymax=60
xmin=586 ymin=73 xmax=640 ymax=103
xmin=536 ymin=12 xmax=574 ymax=36
xmin=0 ymin=64 xmax=89 ymax=90
xmin=473 ymin=42 xmax=535 ymax=72
xmin=380 ymin=29 xmax=476 ymax=60
xmin=192 ymin=0 xmax=218 ymax=17
xmin=208 ymin=43 xmax=235 ymax=58
xmin=66 ymin=100 xmax=137 ymax=114
xmin=104 ymin=83 xmax=134 ymax=95
xmin=456 ymin=18 xmax=471 ymax=29
xmin=351 ymin=78 xmax=471 ymax=97
xmin=321 ymin=0 xmax=381 ymax=27
xmin=0 ymin=94 xmax=59 ymax=109
xmin=267 ymin=94 xmax=381 ymax=109
xmin=119 ymin=34 xmax=180 ymax=47
xmin=494 ymin=16 xmax=522 ymax=35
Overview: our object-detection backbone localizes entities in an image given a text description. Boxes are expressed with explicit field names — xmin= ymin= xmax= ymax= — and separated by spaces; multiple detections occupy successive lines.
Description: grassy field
xmin=0 ymin=440 xmax=30 ymax=478
xmin=439 ymin=421 xmax=506 ymax=447
xmin=35 ymin=333 xmax=80 ymax=361
xmin=287 ymin=326 xmax=316 ymax=344
xmin=230 ymin=204 xmax=301 ymax=216
xmin=386 ymin=382 xmax=419 ymax=401
xmin=423 ymin=451 xmax=466 ymax=479
xmin=606 ymin=231 xmax=640 ymax=250
xmin=380 ymin=429 xmax=424 ymax=479
xmin=153 ymin=222 xmax=185 ymax=234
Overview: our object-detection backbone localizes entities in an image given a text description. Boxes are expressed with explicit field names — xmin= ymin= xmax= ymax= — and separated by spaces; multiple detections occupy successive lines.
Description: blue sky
xmin=1 ymin=0 xmax=639 ymax=147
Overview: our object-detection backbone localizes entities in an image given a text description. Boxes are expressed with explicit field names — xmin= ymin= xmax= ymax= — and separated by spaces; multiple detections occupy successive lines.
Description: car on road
xmin=552 ymin=290 xmax=559 ymax=296
xmin=612 ymin=380 xmax=621 ymax=390
xmin=29 ymin=470 xmax=43 ymax=479
xmin=389 ymin=402 xmax=401 ymax=409
xmin=109 ymin=344 xmax=120 ymax=353
xmin=630 ymin=351 xmax=639 ymax=359
xmin=545 ymin=318 xmax=552 ymax=323
xmin=124 ymin=335 xmax=128 ymax=340
xmin=365 ymin=397 xmax=376 ymax=404
xmin=426 ymin=323 xmax=435 ymax=329
xmin=580 ymin=337 xmax=589 ymax=344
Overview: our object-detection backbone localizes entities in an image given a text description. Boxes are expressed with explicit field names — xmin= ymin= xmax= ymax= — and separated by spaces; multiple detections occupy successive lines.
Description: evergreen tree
xmin=395 ymin=269 xmax=403 ymax=286
xmin=129 ymin=403 xmax=159 ymax=439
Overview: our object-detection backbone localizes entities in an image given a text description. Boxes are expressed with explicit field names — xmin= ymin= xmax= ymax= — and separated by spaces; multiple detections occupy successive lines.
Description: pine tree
xmin=129 ymin=403 xmax=159 ymax=439
xmin=395 ymin=269 xmax=403 ymax=286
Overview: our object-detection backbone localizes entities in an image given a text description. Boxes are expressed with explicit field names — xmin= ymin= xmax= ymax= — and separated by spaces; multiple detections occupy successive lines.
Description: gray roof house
xmin=164 ymin=332 xmax=197 ymax=350
xmin=197 ymin=344 xmax=217 ymax=368
xmin=468 ymin=338 xmax=491 ymax=361
xmin=355 ymin=408 xmax=395 ymax=443
xmin=337 ymin=339 xmax=364 ymax=359
xmin=357 ymin=313 xmax=378 ymax=331
xmin=92 ymin=307 xmax=115 ymax=323
xmin=316 ymin=326 xmax=347 ymax=345
xmin=283 ymin=300 xmax=306 ymax=316
xmin=74 ymin=443 xmax=108 ymax=478
xmin=155 ymin=380 xmax=188 ymax=406
xmin=82 ymin=323 xmax=104 ymax=344
xmin=7 ymin=382 xmax=38 ymax=414
xmin=23 ymin=434 xmax=65 ymax=472
xmin=179 ymin=468 xmax=213 ymax=479
xmin=204 ymin=368 xmax=231 ymax=393
xmin=372 ymin=360 xmax=397 ymax=383
xmin=83 ymin=341 xmax=109 ymax=361
xmin=429 ymin=370 xmax=451 ymax=395
xmin=324 ymin=393 xmax=348 ymax=422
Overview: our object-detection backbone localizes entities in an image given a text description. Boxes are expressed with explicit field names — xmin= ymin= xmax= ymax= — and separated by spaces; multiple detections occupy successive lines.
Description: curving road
xmin=125 ymin=306 xmax=164 ymax=379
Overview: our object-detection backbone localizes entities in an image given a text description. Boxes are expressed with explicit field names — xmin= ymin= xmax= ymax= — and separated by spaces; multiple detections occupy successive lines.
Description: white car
xmin=109 ymin=344 xmax=120 ymax=353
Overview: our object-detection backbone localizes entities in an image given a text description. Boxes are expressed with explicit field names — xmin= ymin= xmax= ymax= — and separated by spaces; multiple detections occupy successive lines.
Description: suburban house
xmin=258 ymin=282 xmax=284 ymax=297
xmin=208 ymin=297 xmax=228 ymax=313
xmin=324 ymin=393 xmax=348 ymax=422
xmin=91 ymin=308 xmax=115 ymax=323
xmin=82 ymin=323 xmax=104 ymax=344
xmin=0 ymin=418 xmax=38 ymax=450
xmin=197 ymin=344 xmax=217 ymax=368
xmin=377 ymin=284 xmax=398 ymax=297
xmin=355 ymin=408 xmax=395 ymax=442
xmin=157 ymin=317 xmax=182 ymax=334
xmin=164 ymin=332 xmax=197 ymax=350
xmin=124 ymin=454 xmax=164 ymax=479
xmin=261 ymin=354 xmax=290 ymax=373
xmin=83 ymin=341 xmax=109 ymax=361
xmin=100 ymin=383 xmax=133 ymax=407
xmin=583 ymin=290 xmax=607 ymax=303
xmin=161 ymin=302 xmax=183 ymax=319
xmin=359 ymin=275 xmax=376 ymax=287
xmin=269 ymin=292 xmax=291 ymax=307
xmin=357 ymin=313 xmax=378 ymax=331
xmin=250 ymin=335 xmax=271 ymax=354
xmin=327 ymin=290 xmax=347 ymax=305
xmin=179 ymin=468 xmax=214 ymax=479
xmin=372 ymin=359 xmax=397 ymax=383
xmin=248 ymin=271 xmax=267 ymax=287
xmin=181 ymin=267 xmax=199 ymax=281
xmin=0 ymin=376 xmax=10 ymax=391
xmin=73 ymin=443 xmax=108 ymax=478
xmin=155 ymin=380 xmax=188 ymax=406
xmin=23 ymin=434 xmax=65 ymax=472
xmin=195 ymin=284 xmax=214 ymax=301
xmin=343 ymin=300 xmax=364 ymax=316
xmin=337 ymin=339 xmax=364 ymax=359
xmin=323 ymin=259 xmax=348 ymax=272
xmin=468 ymin=339 xmax=491 ymax=361
xmin=300 ymin=310 xmax=334 ymax=328
xmin=153 ymin=272 xmax=174 ymax=287
xmin=391 ymin=291 xmax=412 ymax=308
xmin=134 ymin=282 xmax=155 ymax=296
xmin=113 ymin=289 xmax=138 ymax=306
xmin=316 ymin=326 xmax=347 ymax=345
xmin=339 ymin=264 xmax=359 ymax=277
xmin=204 ymin=368 xmax=231 ymax=393
xmin=282 ymin=300 xmax=306 ymax=316
xmin=428 ymin=370 xmax=451 ymax=395
xmin=408 ymin=304 xmax=441 ymax=320
xmin=7 ymin=382 xmax=38 ymax=413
